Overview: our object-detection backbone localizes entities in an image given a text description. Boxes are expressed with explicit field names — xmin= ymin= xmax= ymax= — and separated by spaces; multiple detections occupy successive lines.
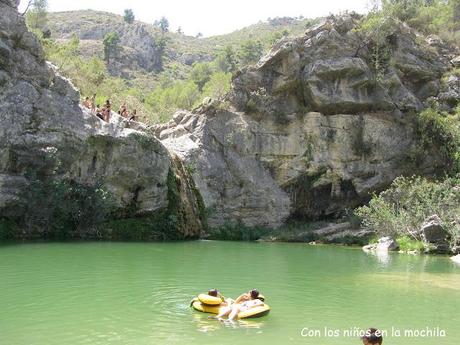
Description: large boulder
xmin=363 ymin=236 xmax=399 ymax=252
xmin=420 ymin=215 xmax=451 ymax=254
xmin=438 ymin=74 xmax=460 ymax=112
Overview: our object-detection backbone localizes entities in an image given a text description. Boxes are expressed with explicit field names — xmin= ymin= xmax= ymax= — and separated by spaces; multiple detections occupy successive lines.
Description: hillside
xmin=47 ymin=10 xmax=316 ymax=76
xmin=42 ymin=10 xmax=318 ymax=123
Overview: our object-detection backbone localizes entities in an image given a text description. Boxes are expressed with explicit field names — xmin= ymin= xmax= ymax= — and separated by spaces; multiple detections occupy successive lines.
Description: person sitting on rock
xmin=119 ymin=102 xmax=129 ymax=118
xmin=95 ymin=104 xmax=104 ymax=120
xmin=212 ymin=289 xmax=264 ymax=321
xmin=128 ymin=109 xmax=137 ymax=122
xmin=361 ymin=328 xmax=383 ymax=345
xmin=83 ymin=97 xmax=91 ymax=109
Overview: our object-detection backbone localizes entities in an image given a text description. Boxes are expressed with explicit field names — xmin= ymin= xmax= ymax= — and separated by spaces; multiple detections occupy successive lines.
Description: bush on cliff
xmin=20 ymin=178 xmax=114 ymax=239
xmin=416 ymin=107 xmax=460 ymax=173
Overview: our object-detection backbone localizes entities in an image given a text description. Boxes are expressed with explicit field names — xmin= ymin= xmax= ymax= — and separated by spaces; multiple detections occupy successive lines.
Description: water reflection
xmin=192 ymin=313 xmax=265 ymax=333
xmin=363 ymin=248 xmax=392 ymax=266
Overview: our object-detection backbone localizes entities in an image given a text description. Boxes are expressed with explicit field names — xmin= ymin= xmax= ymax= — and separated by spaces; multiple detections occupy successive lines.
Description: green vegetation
xmin=0 ymin=177 xmax=114 ymax=240
xmin=238 ymin=40 xmax=264 ymax=66
xmin=25 ymin=0 xmax=49 ymax=36
xmin=356 ymin=176 xmax=460 ymax=251
xmin=361 ymin=1 xmax=460 ymax=46
xmin=101 ymin=169 xmax=187 ymax=241
xmin=39 ymin=10 xmax=317 ymax=124
xmin=123 ymin=9 xmax=134 ymax=24
xmin=103 ymin=32 xmax=120 ymax=64
xmin=383 ymin=0 xmax=460 ymax=43
xmin=396 ymin=236 xmax=425 ymax=252
xmin=206 ymin=220 xmax=370 ymax=245
xmin=353 ymin=3 xmax=460 ymax=253
xmin=154 ymin=16 xmax=170 ymax=33
xmin=416 ymin=107 xmax=460 ymax=173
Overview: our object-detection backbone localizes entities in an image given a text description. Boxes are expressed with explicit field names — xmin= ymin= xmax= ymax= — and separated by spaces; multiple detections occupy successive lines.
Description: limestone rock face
xmin=157 ymin=14 xmax=449 ymax=228
xmin=0 ymin=3 xmax=203 ymax=238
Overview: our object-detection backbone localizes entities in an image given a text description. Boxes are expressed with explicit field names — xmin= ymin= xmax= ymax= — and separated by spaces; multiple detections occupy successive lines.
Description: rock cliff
xmin=0 ymin=0 xmax=204 ymax=239
xmin=156 ymin=14 xmax=454 ymax=228
xmin=1 ymin=2 xmax=458 ymax=237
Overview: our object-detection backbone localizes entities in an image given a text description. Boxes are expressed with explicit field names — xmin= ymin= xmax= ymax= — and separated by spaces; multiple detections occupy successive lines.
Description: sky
xmin=18 ymin=0 xmax=371 ymax=37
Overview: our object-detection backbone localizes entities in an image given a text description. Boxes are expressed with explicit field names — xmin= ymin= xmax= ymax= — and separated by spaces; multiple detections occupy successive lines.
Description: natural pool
xmin=0 ymin=241 xmax=459 ymax=345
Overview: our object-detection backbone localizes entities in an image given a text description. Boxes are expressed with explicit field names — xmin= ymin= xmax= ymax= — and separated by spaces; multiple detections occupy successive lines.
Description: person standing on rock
xmin=104 ymin=99 xmax=111 ymax=123
xmin=90 ymin=93 xmax=97 ymax=114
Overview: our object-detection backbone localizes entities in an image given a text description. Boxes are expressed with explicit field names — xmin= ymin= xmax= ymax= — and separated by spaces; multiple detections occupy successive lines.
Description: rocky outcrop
xmin=0 ymin=2 xmax=204 ymax=239
xmin=363 ymin=236 xmax=399 ymax=252
xmin=47 ymin=11 xmax=212 ymax=75
xmin=47 ymin=10 xmax=164 ymax=73
xmin=157 ymin=14 xmax=449 ymax=228
xmin=419 ymin=215 xmax=451 ymax=254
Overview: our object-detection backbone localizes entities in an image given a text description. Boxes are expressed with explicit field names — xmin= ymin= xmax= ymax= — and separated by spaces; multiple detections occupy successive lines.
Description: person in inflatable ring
xmin=213 ymin=289 xmax=264 ymax=321
xmin=208 ymin=289 xmax=225 ymax=302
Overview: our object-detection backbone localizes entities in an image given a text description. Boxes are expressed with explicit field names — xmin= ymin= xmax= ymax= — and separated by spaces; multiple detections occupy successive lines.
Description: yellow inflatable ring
xmin=191 ymin=297 xmax=270 ymax=319
xmin=237 ymin=304 xmax=270 ymax=319
xmin=192 ymin=300 xmax=223 ymax=314
xmin=197 ymin=293 xmax=223 ymax=306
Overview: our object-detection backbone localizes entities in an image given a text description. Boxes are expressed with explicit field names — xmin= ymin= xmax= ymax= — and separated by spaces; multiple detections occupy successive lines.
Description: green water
xmin=0 ymin=241 xmax=459 ymax=345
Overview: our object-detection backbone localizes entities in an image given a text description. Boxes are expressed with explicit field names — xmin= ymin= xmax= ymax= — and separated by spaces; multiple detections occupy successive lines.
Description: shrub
xmin=416 ymin=107 xmax=460 ymax=173
xmin=397 ymin=235 xmax=425 ymax=252
xmin=20 ymin=178 xmax=114 ymax=239
xmin=207 ymin=223 xmax=272 ymax=241
xmin=355 ymin=176 xmax=460 ymax=250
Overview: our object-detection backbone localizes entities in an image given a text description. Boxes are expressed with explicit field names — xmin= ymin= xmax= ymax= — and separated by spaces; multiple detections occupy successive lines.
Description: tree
xmin=202 ymin=72 xmax=232 ymax=99
xmin=215 ymin=46 xmax=237 ymax=73
xmin=238 ymin=40 xmax=263 ymax=66
xmin=196 ymin=32 xmax=203 ymax=38
xmin=124 ymin=9 xmax=135 ymax=24
xmin=103 ymin=32 xmax=120 ymax=64
xmin=26 ymin=0 xmax=48 ymax=34
xmin=54 ymin=34 xmax=79 ymax=69
xmin=190 ymin=62 xmax=214 ymax=90
xmin=155 ymin=17 xmax=169 ymax=33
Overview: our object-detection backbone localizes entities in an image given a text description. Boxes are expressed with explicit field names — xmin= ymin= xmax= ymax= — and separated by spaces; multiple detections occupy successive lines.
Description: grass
xmin=396 ymin=236 xmax=425 ymax=252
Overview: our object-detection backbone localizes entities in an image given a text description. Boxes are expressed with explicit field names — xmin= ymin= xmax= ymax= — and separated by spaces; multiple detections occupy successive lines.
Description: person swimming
xmin=207 ymin=289 xmax=223 ymax=300
xmin=361 ymin=328 xmax=383 ymax=345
